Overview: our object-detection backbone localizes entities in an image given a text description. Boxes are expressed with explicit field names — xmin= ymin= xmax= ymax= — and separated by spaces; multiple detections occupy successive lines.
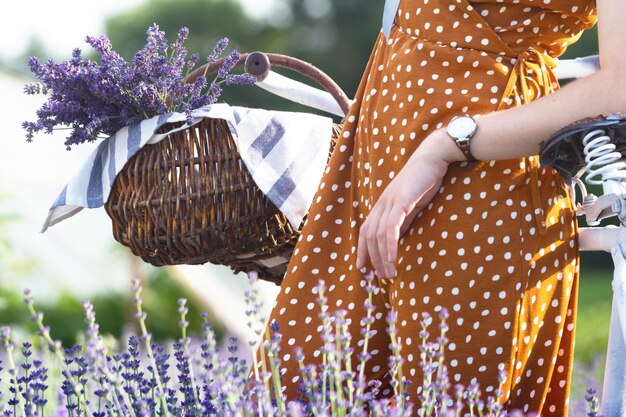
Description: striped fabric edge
xmin=41 ymin=103 xmax=333 ymax=233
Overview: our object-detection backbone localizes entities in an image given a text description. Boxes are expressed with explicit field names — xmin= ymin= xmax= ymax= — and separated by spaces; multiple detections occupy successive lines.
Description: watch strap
xmin=455 ymin=137 xmax=477 ymax=162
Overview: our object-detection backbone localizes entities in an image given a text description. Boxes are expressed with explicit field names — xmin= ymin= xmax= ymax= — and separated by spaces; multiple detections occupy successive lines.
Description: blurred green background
xmin=0 ymin=0 xmax=611 ymax=392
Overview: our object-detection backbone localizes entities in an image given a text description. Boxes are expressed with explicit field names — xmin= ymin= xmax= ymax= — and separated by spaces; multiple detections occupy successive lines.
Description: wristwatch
xmin=446 ymin=115 xmax=478 ymax=162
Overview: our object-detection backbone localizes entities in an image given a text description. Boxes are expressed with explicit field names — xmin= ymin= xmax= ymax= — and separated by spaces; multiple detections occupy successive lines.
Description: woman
xmin=261 ymin=0 xmax=624 ymax=414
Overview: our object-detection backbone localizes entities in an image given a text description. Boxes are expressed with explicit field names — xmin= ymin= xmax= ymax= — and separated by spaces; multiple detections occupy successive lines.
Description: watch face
xmin=448 ymin=115 xmax=477 ymax=138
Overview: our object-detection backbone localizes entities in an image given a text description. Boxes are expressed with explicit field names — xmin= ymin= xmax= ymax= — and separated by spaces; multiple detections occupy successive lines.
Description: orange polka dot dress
xmin=262 ymin=0 xmax=596 ymax=415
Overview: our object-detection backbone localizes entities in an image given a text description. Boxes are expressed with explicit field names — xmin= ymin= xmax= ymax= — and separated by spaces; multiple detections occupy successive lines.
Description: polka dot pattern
xmin=258 ymin=0 xmax=595 ymax=416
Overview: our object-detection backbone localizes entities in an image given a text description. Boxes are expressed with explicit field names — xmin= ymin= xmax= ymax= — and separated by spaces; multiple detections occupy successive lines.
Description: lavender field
xmin=0 ymin=265 xmax=612 ymax=417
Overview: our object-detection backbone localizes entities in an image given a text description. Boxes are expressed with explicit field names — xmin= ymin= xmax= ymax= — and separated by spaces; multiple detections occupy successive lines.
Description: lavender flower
xmin=585 ymin=388 xmax=601 ymax=417
xmin=1 ymin=280 xmax=599 ymax=417
xmin=23 ymin=24 xmax=255 ymax=149
xmin=225 ymin=74 xmax=257 ymax=86
xmin=207 ymin=37 xmax=230 ymax=65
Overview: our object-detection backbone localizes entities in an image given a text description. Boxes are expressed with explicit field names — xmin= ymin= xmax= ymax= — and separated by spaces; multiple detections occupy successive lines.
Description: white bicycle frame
xmin=253 ymin=54 xmax=626 ymax=415
xmin=552 ymin=54 xmax=626 ymax=417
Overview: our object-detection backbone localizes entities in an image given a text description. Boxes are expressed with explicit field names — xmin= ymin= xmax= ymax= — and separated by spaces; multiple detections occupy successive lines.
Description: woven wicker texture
xmin=105 ymin=118 xmax=340 ymax=284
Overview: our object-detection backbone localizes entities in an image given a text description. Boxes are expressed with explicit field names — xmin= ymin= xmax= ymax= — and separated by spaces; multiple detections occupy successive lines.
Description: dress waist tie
xmin=498 ymin=48 xmax=558 ymax=236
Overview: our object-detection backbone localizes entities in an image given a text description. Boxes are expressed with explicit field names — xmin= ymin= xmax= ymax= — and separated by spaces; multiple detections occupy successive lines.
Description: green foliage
xmin=570 ymin=264 xmax=611 ymax=410
xmin=139 ymin=267 xmax=216 ymax=341
xmin=0 ymin=287 xmax=23 ymax=324
xmin=574 ymin=264 xmax=612 ymax=366
xmin=0 ymin=268 xmax=222 ymax=347
xmin=105 ymin=0 xmax=260 ymax=61
xmin=273 ymin=0 xmax=383 ymax=97
xmin=561 ymin=26 xmax=599 ymax=59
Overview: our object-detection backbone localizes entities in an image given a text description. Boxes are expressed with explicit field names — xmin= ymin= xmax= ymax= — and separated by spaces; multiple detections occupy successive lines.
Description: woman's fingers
xmin=367 ymin=226 xmax=386 ymax=277
xmin=376 ymin=208 xmax=392 ymax=276
xmin=356 ymin=146 xmax=451 ymax=279
xmin=355 ymin=229 xmax=368 ymax=270
xmin=357 ymin=188 xmax=416 ymax=278
xmin=356 ymin=203 xmax=383 ymax=271
xmin=400 ymin=205 xmax=421 ymax=237
xmin=385 ymin=205 xmax=406 ymax=265
xmin=357 ymin=200 xmax=408 ymax=278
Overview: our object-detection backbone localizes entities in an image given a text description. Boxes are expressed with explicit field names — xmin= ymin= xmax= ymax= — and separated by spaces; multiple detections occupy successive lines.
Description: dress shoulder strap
xmin=382 ymin=0 xmax=401 ymax=39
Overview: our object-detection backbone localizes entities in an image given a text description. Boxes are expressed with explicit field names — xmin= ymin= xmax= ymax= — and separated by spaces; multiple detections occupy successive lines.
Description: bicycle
xmin=539 ymin=59 xmax=626 ymax=414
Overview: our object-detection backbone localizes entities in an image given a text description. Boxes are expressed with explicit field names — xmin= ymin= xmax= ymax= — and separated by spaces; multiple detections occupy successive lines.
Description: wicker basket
xmin=104 ymin=52 xmax=350 ymax=285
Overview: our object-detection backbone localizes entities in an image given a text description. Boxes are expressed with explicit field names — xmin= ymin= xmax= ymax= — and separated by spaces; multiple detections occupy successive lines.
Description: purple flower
xmin=207 ymin=37 xmax=229 ymax=64
xmin=23 ymin=25 xmax=254 ymax=148
xmin=218 ymin=50 xmax=242 ymax=79
xmin=226 ymin=73 xmax=259 ymax=85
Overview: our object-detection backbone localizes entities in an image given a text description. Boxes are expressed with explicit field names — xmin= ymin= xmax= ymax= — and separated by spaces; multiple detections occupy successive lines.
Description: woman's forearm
xmin=473 ymin=68 xmax=626 ymax=161
xmin=420 ymin=67 xmax=626 ymax=164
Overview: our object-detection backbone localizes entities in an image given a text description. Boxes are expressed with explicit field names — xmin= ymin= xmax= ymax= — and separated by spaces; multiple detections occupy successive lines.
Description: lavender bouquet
xmin=22 ymin=24 xmax=255 ymax=149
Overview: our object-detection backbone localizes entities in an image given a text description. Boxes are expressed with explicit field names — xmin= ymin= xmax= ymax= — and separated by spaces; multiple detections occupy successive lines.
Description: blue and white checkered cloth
xmin=41 ymin=103 xmax=333 ymax=232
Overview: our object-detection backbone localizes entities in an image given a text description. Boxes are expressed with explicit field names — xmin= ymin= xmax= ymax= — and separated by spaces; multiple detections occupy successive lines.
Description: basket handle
xmin=186 ymin=51 xmax=351 ymax=117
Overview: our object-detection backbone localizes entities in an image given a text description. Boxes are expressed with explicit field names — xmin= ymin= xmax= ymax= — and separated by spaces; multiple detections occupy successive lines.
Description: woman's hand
xmin=356 ymin=129 xmax=463 ymax=278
